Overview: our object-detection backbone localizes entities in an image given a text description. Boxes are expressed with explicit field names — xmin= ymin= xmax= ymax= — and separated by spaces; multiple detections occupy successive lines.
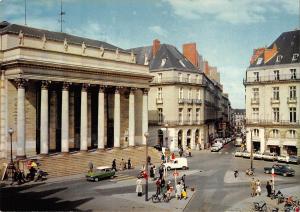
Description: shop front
xmin=282 ymin=140 xmax=298 ymax=156
xmin=266 ymin=139 xmax=280 ymax=155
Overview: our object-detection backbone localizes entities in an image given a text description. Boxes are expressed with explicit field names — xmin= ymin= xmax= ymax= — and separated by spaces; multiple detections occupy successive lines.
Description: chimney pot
xmin=152 ymin=39 xmax=160 ymax=57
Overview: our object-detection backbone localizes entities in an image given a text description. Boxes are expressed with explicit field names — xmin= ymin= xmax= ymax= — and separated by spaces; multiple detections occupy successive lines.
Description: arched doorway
xmin=187 ymin=129 xmax=191 ymax=148
xmin=178 ymin=130 xmax=183 ymax=148
xmin=158 ymin=129 xmax=163 ymax=147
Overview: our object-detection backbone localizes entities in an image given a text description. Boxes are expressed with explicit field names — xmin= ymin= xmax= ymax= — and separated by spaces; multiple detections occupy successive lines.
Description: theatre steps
xmin=38 ymin=147 xmax=161 ymax=178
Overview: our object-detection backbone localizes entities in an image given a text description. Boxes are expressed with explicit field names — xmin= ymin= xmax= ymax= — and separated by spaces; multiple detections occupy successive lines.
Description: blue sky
xmin=0 ymin=0 xmax=299 ymax=108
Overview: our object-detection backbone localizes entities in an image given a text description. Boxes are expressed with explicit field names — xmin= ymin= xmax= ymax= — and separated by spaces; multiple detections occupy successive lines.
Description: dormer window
xmin=160 ymin=58 xmax=167 ymax=67
xmin=292 ymin=53 xmax=299 ymax=62
xmin=256 ymin=57 xmax=263 ymax=65
xmin=276 ymin=55 xmax=283 ymax=63
xmin=179 ymin=60 xmax=186 ymax=67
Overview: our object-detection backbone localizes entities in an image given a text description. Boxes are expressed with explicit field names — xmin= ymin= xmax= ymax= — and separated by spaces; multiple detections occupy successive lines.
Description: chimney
xmin=204 ymin=61 xmax=210 ymax=75
xmin=152 ymin=39 xmax=160 ymax=57
xmin=183 ymin=43 xmax=198 ymax=67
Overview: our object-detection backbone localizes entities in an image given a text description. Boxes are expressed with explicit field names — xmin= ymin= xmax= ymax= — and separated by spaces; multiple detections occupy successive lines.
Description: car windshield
xmin=284 ymin=166 xmax=293 ymax=170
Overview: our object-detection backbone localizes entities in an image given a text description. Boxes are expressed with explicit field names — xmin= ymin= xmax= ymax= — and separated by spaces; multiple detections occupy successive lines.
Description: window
xmin=289 ymin=86 xmax=296 ymax=99
xmin=273 ymin=87 xmax=279 ymax=100
xmin=274 ymin=70 xmax=280 ymax=80
xmin=252 ymin=108 xmax=259 ymax=120
xmin=178 ymin=73 xmax=183 ymax=82
xmin=187 ymin=74 xmax=191 ymax=83
xmin=197 ymin=89 xmax=201 ymax=100
xmin=253 ymin=88 xmax=259 ymax=99
xmin=254 ymin=72 xmax=259 ymax=81
xmin=178 ymin=108 xmax=183 ymax=123
xmin=157 ymin=87 xmax=162 ymax=99
xmin=292 ymin=53 xmax=299 ymax=62
xmin=158 ymin=108 xmax=163 ymax=122
xmin=160 ymin=58 xmax=167 ymax=67
xmin=196 ymin=108 xmax=200 ymax=122
xmin=289 ymin=107 xmax=296 ymax=123
xmin=273 ymin=108 xmax=279 ymax=122
xmin=272 ymin=129 xmax=279 ymax=138
xmin=256 ymin=58 xmax=263 ymax=65
xmin=276 ymin=55 xmax=283 ymax=63
xmin=188 ymin=88 xmax=192 ymax=99
xmin=290 ymin=69 xmax=296 ymax=79
xmin=187 ymin=108 xmax=192 ymax=122
xmin=157 ymin=73 xmax=162 ymax=83
xmin=288 ymin=130 xmax=296 ymax=139
xmin=253 ymin=129 xmax=259 ymax=137
xmin=179 ymin=87 xmax=183 ymax=99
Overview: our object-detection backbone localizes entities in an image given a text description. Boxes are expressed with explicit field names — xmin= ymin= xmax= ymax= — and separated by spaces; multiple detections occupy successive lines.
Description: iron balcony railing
xmin=149 ymin=119 xmax=205 ymax=126
xmin=287 ymin=97 xmax=297 ymax=103
xmin=177 ymin=98 xmax=202 ymax=105
xmin=270 ymin=98 xmax=280 ymax=104
xmin=244 ymin=73 xmax=300 ymax=84
xmin=245 ymin=119 xmax=300 ymax=126
xmin=151 ymin=77 xmax=203 ymax=85
xmin=156 ymin=98 xmax=163 ymax=104
xmin=251 ymin=98 xmax=259 ymax=104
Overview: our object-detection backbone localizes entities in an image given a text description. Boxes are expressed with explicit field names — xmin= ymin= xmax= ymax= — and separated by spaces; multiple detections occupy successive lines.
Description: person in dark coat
xmin=128 ymin=158 xmax=131 ymax=169
xmin=266 ymin=181 xmax=272 ymax=197
xmin=159 ymin=165 xmax=164 ymax=179
xmin=112 ymin=159 xmax=117 ymax=172
xmin=150 ymin=166 xmax=154 ymax=179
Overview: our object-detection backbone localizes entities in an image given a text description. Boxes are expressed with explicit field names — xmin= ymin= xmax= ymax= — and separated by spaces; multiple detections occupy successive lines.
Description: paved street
xmin=1 ymin=142 xmax=300 ymax=211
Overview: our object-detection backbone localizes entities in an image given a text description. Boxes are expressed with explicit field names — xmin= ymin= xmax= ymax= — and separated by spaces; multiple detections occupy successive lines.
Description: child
xmin=181 ymin=188 xmax=187 ymax=199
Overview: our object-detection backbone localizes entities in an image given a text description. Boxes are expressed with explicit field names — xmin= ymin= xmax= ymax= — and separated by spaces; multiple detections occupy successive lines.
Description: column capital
xmin=82 ymin=83 xmax=90 ymax=91
xmin=15 ymin=78 xmax=28 ymax=88
xmin=142 ymin=88 xmax=149 ymax=95
xmin=62 ymin=82 xmax=72 ymax=91
xmin=41 ymin=80 xmax=51 ymax=90
xmin=115 ymin=86 xmax=123 ymax=94
xmin=129 ymin=87 xmax=137 ymax=94
xmin=99 ymin=85 xmax=107 ymax=93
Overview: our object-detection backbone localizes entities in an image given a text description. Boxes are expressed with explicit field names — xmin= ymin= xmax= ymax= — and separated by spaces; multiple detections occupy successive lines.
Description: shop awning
xmin=282 ymin=140 xmax=297 ymax=146
xmin=266 ymin=140 xmax=280 ymax=146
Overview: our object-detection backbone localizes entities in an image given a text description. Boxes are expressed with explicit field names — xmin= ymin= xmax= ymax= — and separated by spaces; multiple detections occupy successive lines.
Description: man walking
xmin=250 ymin=178 xmax=256 ymax=197
xmin=266 ymin=181 xmax=272 ymax=197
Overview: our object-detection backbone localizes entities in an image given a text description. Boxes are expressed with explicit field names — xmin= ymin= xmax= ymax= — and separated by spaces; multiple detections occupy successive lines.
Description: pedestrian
xmin=181 ymin=174 xmax=186 ymax=189
xmin=250 ymin=178 xmax=256 ymax=197
xmin=136 ymin=177 xmax=143 ymax=197
xmin=88 ymin=161 xmax=93 ymax=173
xmin=176 ymin=182 xmax=182 ymax=200
xmin=270 ymin=180 xmax=275 ymax=195
xmin=161 ymin=154 xmax=165 ymax=162
xmin=128 ymin=158 xmax=131 ymax=169
xmin=171 ymin=152 xmax=175 ymax=160
xmin=266 ymin=181 xmax=272 ymax=197
xmin=112 ymin=159 xmax=117 ymax=172
xmin=179 ymin=147 xmax=183 ymax=157
xmin=153 ymin=165 xmax=156 ymax=179
xmin=120 ymin=158 xmax=126 ymax=171
xmin=147 ymin=156 xmax=151 ymax=165
xmin=182 ymin=188 xmax=188 ymax=199
xmin=256 ymin=179 xmax=261 ymax=196
xmin=161 ymin=177 xmax=165 ymax=189
xmin=150 ymin=166 xmax=155 ymax=179
xmin=166 ymin=181 xmax=173 ymax=200
xmin=234 ymin=170 xmax=239 ymax=178
xmin=159 ymin=164 xmax=164 ymax=179
xmin=156 ymin=178 xmax=161 ymax=195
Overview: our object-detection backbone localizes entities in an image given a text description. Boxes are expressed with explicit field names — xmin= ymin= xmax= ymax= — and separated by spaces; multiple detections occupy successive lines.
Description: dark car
xmin=288 ymin=156 xmax=300 ymax=165
xmin=153 ymin=144 xmax=162 ymax=151
xmin=264 ymin=164 xmax=295 ymax=177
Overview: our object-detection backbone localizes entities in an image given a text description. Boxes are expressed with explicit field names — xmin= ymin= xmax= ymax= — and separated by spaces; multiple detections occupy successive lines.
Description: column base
xmin=97 ymin=148 xmax=105 ymax=152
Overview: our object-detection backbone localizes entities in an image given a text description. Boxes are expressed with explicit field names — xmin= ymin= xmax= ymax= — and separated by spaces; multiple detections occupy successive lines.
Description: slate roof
xmin=250 ymin=29 xmax=300 ymax=67
xmin=130 ymin=44 xmax=200 ymax=73
xmin=0 ymin=21 xmax=124 ymax=51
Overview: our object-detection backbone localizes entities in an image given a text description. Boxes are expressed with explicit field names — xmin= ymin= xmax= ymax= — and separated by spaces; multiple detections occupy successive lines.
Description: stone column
xmin=61 ymin=82 xmax=70 ymax=153
xmin=80 ymin=83 xmax=89 ymax=151
xmin=128 ymin=88 xmax=135 ymax=147
xmin=114 ymin=87 xmax=121 ymax=148
xmin=142 ymin=89 xmax=149 ymax=145
xmin=40 ymin=81 xmax=50 ymax=155
xmin=97 ymin=86 xmax=105 ymax=150
xmin=16 ymin=78 xmax=27 ymax=158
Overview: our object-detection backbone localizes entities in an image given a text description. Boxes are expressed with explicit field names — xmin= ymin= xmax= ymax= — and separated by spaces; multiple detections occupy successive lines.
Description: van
xmin=163 ymin=157 xmax=188 ymax=170
xmin=234 ymin=137 xmax=242 ymax=147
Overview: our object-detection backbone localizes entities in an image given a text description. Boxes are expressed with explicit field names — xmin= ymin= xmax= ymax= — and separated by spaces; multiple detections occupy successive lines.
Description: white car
xmin=262 ymin=152 xmax=278 ymax=161
xmin=234 ymin=151 xmax=243 ymax=157
xmin=163 ymin=157 xmax=188 ymax=170
xmin=211 ymin=144 xmax=220 ymax=152
xmin=253 ymin=152 xmax=263 ymax=160
xmin=242 ymin=151 xmax=251 ymax=158
xmin=277 ymin=155 xmax=289 ymax=163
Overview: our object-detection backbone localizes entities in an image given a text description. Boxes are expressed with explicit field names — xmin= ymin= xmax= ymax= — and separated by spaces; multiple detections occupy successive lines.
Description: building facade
xmin=132 ymin=40 xmax=231 ymax=151
xmin=0 ymin=22 xmax=151 ymax=158
xmin=232 ymin=109 xmax=245 ymax=133
xmin=244 ymin=29 xmax=300 ymax=156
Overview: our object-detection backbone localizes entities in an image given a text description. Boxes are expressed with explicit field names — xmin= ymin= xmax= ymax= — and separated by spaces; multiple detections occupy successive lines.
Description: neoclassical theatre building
xmin=0 ymin=21 xmax=151 ymax=158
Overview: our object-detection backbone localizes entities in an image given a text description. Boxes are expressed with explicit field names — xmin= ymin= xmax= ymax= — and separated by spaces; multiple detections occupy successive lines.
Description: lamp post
xmin=8 ymin=128 xmax=15 ymax=184
xmin=250 ymin=129 xmax=253 ymax=170
xmin=144 ymin=132 xmax=149 ymax=201
xmin=164 ymin=123 xmax=169 ymax=149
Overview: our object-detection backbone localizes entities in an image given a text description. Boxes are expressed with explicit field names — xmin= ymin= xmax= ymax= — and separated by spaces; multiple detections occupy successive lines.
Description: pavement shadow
xmin=0 ymin=183 xmax=93 ymax=211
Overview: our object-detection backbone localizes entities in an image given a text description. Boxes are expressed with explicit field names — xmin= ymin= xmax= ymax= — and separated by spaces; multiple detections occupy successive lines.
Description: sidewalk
xmin=226 ymin=185 xmax=300 ymax=212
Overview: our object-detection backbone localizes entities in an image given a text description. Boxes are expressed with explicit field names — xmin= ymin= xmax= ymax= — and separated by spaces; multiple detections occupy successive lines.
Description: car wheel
xmin=283 ymin=173 xmax=287 ymax=177
xmin=182 ymin=166 xmax=187 ymax=170
xmin=167 ymin=167 xmax=171 ymax=171
xmin=94 ymin=177 xmax=99 ymax=182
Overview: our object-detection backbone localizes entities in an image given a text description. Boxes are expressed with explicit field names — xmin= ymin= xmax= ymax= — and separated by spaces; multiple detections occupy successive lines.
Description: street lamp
xmin=144 ymin=132 xmax=149 ymax=202
xmin=8 ymin=128 xmax=15 ymax=184
xmin=164 ymin=123 xmax=169 ymax=149
xmin=248 ymin=129 xmax=254 ymax=170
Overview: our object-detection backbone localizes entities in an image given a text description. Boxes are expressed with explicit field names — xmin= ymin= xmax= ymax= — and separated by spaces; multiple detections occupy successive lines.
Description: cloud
xmin=164 ymin=0 xmax=299 ymax=24
xmin=148 ymin=25 xmax=168 ymax=37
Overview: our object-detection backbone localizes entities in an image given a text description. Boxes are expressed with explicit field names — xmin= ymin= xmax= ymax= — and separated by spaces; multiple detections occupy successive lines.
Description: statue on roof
xmin=42 ymin=34 xmax=47 ymax=49
xmin=18 ymin=30 xmax=24 ymax=46
xmin=99 ymin=45 xmax=104 ymax=57
xmin=131 ymin=50 xmax=136 ymax=63
xmin=64 ymin=38 xmax=68 ymax=51
xmin=116 ymin=48 xmax=120 ymax=60
xmin=82 ymin=42 xmax=86 ymax=54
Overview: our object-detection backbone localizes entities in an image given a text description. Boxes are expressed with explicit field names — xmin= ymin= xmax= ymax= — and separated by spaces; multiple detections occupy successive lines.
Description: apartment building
xmin=231 ymin=109 xmax=245 ymax=133
xmin=132 ymin=40 xmax=231 ymax=151
xmin=244 ymin=29 xmax=300 ymax=156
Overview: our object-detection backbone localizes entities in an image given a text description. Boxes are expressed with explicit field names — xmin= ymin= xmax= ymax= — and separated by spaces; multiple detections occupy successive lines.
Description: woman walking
xmin=136 ymin=177 xmax=143 ymax=197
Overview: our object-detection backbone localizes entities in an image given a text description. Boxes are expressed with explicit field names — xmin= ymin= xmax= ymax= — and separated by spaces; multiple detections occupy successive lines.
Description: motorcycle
xmin=246 ymin=168 xmax=255 ymax=176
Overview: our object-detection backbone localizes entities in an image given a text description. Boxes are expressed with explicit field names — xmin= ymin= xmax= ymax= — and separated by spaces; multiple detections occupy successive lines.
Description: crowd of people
xmin=111 ymin=158 xmax=132 ymax=172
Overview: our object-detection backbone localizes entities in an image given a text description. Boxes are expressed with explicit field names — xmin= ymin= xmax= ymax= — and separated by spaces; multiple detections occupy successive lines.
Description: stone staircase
xmin=38 ymin=147 xmax=161 ymax=178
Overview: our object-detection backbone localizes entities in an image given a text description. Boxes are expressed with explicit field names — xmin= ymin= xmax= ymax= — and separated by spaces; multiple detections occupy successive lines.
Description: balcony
xmin=156 ymin=98 xmax=163 ymax=104
xmin=148 ymin=119 xmax=205 ymax=126
xmin=287 ymin=97 xmax=297 ymax=104
xmin=251 ymin=98 xmax=259 ymax=105
xmin=178 ymin=98 xmax=185 ymax=104
xmin=244 ymin=73 xmax=300 ymax=85
xmin=193 ymin=99 xmax=202 ymax=105
xmin=186 ymin=99 xmax=193 ymax=104
xmin=270 ymin=98 xmax=280 ymax=104
xmin=245 ymin=119 xmax=300 ymax=126
xmin=151 ymin=77 xmax=204 ymax=85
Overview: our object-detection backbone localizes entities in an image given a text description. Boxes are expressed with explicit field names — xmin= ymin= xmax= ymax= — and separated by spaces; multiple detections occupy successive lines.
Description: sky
xmin=0 ymin=0 xmax=299 ymax=108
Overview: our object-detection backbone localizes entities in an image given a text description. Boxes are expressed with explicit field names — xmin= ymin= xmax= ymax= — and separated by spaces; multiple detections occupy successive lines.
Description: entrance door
xmin=187 ymin=129 xmax=191 ymax=148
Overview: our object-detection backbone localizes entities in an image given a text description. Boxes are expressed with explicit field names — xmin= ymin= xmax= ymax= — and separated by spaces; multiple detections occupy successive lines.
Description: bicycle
xmin=151 ymin=192 xmax=169 ymax=203
xmin=253 ymin=201 xmax=267 ymax=211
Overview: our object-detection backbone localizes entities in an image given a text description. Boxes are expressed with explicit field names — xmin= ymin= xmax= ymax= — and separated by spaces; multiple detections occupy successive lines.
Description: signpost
xmin=271 ymin=168 xmax=275 ymax=192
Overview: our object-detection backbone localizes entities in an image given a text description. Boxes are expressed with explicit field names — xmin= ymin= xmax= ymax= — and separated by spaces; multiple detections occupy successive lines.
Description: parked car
xmin=234 ymin=151 xmax=243 ymax=157
xmin=163 ymin=157 xmax=188 ymax=170
xmin=242 ymin=151 xmax=251 ymax=158
xmin=264 ymin=164 xmax=295 ymax=177
xmin=86 ymin=166 xmax=115 ymax=182
xmin=211 ymin=144 xmax=220 ymax=152
xmin=277 ymin=155 xmax=289 ymax=163
xmin=262 ymin=152 xmax=278 ymax=161
xmin=234 ymin=137 xmax=242 ymax=147
xmin=253 ymin=151 xmax=263 ymax=160
xmin=288 ymin=155 xmax=300 ymax=165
